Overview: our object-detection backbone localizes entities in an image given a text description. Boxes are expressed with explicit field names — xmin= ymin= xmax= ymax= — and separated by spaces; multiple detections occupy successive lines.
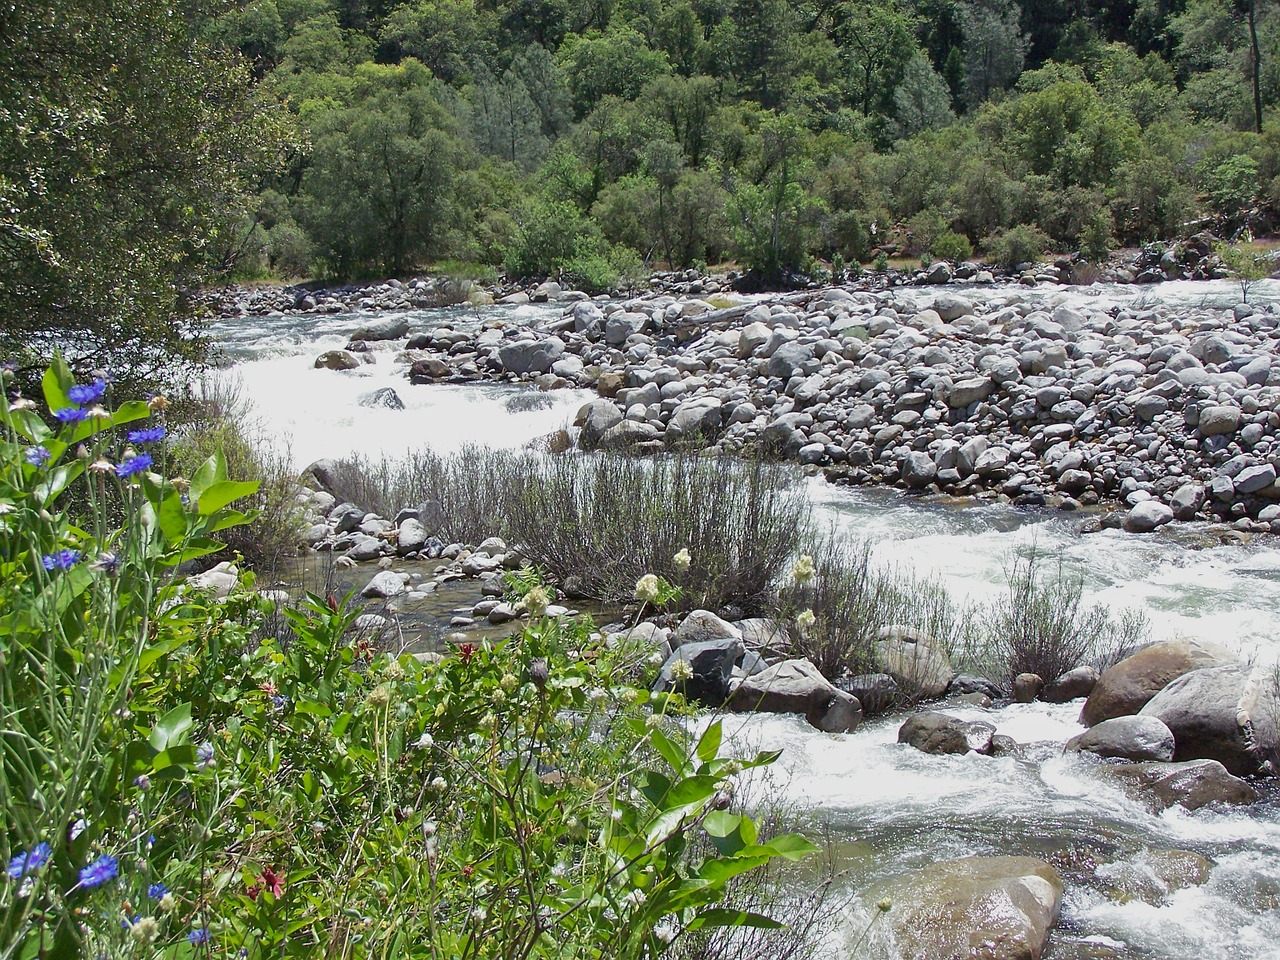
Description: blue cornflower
xmin=114 ymin=454 xmax=153 ymax=479
xmin=127 ymin=426 xmax=166 ymax=444
xmin=120 ymin=913 xmax=141 ymax=930
xmin=270 ymin=694 xmax=288 ymax=712
xmin=53 ymin=406 xmax=86 ymax=424
xmin=24 ymin=446 xmax=50 ymax=467
xmin=8 ymin=842 xmax=51 ymax=880
xmin=148 ymin=882 xmax=168 ymax=899
xmin=195 ymin=742 xmax=215 ymax=772
xmin=187 ymin=928 xmax=210 ymax=945
xmin=67 ymin=380 xmax=107 ymax=404
xmin=90 ymin=552 xmax=120 ymax=575
xmin=42 ymin=549 xmax=81 ymax=572
xmin=78 ymin=853 xmax=119 ymax=888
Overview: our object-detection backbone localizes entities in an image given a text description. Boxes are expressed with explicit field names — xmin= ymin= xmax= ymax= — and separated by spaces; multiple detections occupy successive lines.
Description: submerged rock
xmin=898 ymin=711 xmax=996 ymax=755
xmin=872 ymin=856 xmax=1064 ymax=960
xmin=1093 ymin=758 xmax=1258 ymax=811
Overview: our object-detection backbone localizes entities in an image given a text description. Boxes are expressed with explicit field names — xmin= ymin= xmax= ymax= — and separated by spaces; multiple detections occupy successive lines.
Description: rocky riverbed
xmin=296 ymin=275 xmax=1280 ymax=535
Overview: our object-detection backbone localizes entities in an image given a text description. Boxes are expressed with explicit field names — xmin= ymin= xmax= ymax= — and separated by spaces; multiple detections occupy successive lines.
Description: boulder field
xmin=308 ymin=280 xmax=1280 ymax=531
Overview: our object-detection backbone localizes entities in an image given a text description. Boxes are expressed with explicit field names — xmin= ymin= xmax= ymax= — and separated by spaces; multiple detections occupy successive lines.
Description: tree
xmin=300 ymin=65 xmax=465 ymax=276
xmin=557 ymin=26 xmax=672 ymax=118
xmin=0 ymin=0 xmax=293 ymax=388
xmin=892 ymin=51 xmax=957 ymax=136
xmin=467 ymin=64 xmax=550 ymax=169
xmin=380 ymin=0 xmax=499 ymax=84
xmin=960 ymin=0 xmax=1029 ymax=106
xmin=710 ymin=0 xmax=803 ymax=108
xmin=832 ymin=0 xmax=920 ymax=117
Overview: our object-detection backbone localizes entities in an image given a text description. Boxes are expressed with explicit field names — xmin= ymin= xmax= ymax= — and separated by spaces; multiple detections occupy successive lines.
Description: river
xmin=209 ymin=279 xmax=1280 ymax=959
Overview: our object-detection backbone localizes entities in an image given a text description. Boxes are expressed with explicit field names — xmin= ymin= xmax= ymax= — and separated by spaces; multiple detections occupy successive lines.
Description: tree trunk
xmin=1249 ymin=0 xmax=1263 ymax=134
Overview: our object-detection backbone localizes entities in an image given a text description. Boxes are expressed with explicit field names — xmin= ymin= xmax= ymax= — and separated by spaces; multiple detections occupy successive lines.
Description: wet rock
xmin=409 ymin=358 xmax=450 ymax=381
xmin=598 ymin=420 xmax=661 ymax=450
xmin=1066 ymin=715 xmax=1176 ymax=762
xmin=397 ymin=517 xmax=427 ymax=556
xmin=351 ymin=316 xmax=409 ymax=341
xmin=653 ymin=637 xmax=744 ymax=706
xmin=901 ymin=451 xmax=937 ymax=488
xmin=872 ymin=856 xmax=1063 ymax=960
xmin=836 ymin=673 xmax=900 ymax=715
xmin=1080 ymin=637 xmax=1236 ymax=726
xmin=1042 ymin=665 xmax=1100 ymax=703
xmin=1014 ymin=673 xmax=1044 ymax=703
xmin=1123 ymin=501 xmax=1173 ymax=532
xmin=1098 ymin=849 xmax=1212 ymax=907
xmin=898 ymin=711 xmax=996 ymax=755
xmin=874 ymin=625 xmax=954 ymax=700
xmin=1139 ymin=663 xmax=1280 ymax=776
xmin=497 ymin=336 xmax=565 ymax=375
xmin=360 ymin=387 xmax=405 ymax=410
xmin=314 ymin=350 xmax=361 ymax=371
xmin=1094 ymin=759 xmax=1258 ymax=811
xmin=577 ymin=399 xmax=624 ymax=450
xmin=726 ymin=658 xmax=862 ymax=733
xmin=950 ymin=674 xmax=1007 ymax=699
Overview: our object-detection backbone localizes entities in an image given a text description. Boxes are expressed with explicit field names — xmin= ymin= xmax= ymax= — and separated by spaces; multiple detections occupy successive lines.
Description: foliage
xmin=983 ymin=223 xmax=1052 ymax=268
xmin=0 ymin=0 xmax=294 ymax=394
xmin=1216 ymin=239 xmax=1273 ymax=300
xmin=975 ymin=551 xmax=1149 ymax=685
xmin=930 ymin=230 xmax=974 ymax=261
xmin=0 ymin=365 xmax=816 ymax=958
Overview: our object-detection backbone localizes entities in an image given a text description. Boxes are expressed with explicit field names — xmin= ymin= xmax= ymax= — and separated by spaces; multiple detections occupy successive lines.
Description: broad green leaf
xmin=189 ymin=449 xmax=227 ymax=502
xmin=41 ymin=360 xmax=73 ymax=413
xmin=150 ymin=703 xmax=193 ymax=752
xmin=695 ymin=720 xmax=723 ymax=765
xmin=196 ymin=479 xmax=259 ymax=516
xmin=760 ymin=833 xmax=820 ymax=860
xmin=697 ymin=853 xmax=772 ymax=885
xmin=662 ymin=774 xmax=716 ymax=810
xmin=648 ymin=727 xmax=689 ymax=775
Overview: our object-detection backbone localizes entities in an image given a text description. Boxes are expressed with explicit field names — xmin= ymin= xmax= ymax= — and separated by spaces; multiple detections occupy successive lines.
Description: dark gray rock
xmin=1066 ymin=715 xmax=1176 ymax=762
xmin=653 ymin=637 xmax=745 ymax=706
xmin=898 ymin=711 xmax=996 ymax=755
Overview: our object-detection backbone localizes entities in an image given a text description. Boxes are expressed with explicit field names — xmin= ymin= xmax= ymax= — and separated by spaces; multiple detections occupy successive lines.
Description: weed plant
xmin=0 ymin=366 xmax=812 ymax=957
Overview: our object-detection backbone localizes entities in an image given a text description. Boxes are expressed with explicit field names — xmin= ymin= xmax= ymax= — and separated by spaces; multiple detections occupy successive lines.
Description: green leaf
xmin=696 ymin=720 xmax=723 ymax=765
xmin=648 ymin=727 xmax=689 ymax=775
xmin=687 ymin=908 xmax=783 ymax=931
xmin=697 ymin=853 xmax=772 ymax=885
xmin=189 ymin=450 xmax=227 ymax=502
xmin=196 ymin=479 xmax=259 ymax=516
xmin=662 ymin=774 xmax=716 ymax=811
xmin=634 ymin=770 xmax=671 ymax=809
xmin=760 ymin=833 xmax=819 ymax=861
xmin=41 ymin=359 xmax=73 ymax=413
xmin=149 ymin=703 xmax=193 ymax=752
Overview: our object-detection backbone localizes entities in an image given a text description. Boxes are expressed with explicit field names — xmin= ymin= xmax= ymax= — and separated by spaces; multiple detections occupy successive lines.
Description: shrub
xmin=777 ymin=539 xmax=971 ymax=692
xmin=930 ymin=230 xmax=973 ymax=263
xmin=1078 ymin=206 xmax=1114 ymax=263
xmin=973 ymin=551 xmax=1149 ymax=685
xmin=504 ymin=453 xmax=812 ymax=614
xmin=982 ymin=223 xmax=1050 ymax=269
xmin=170 ymin=374 xmax=304 ymax=576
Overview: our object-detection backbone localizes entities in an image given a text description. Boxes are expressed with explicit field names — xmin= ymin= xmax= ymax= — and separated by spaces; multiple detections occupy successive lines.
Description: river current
xmin=210 ymin=279 xmax=1280 ymax=959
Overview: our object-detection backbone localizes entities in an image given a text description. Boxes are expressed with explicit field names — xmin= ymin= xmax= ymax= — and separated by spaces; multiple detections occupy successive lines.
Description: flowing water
xmin=212 ymin=281 xmax=1280 ymax=959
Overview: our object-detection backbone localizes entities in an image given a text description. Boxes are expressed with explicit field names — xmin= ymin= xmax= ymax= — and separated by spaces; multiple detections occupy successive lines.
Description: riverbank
xmin=275 ymin=271 xmax=1280 ymax=534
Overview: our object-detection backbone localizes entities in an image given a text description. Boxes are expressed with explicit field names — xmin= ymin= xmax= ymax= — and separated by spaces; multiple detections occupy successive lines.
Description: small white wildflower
xmin=430 ymin=776 xmax=447 ymax=792
xmin=792 ymin=554 xmax=816 ymax=584
xmin=586 ymin=686 xmax=607 ymax=704
xmin=129 ymin=917 xmax=160 ymax=944
xmin=382 ymin=659 xmax=405 ymax=682
xmin=415 ymin=731 xmax=435 ymax=750
xmin=621 ymin=889 xmax=647 ymax=909
xmin=521 ymin=585 xmax=550 ymax=618
xmin=500 ymin=672 xmax=519 ymax=691
xmin=158 ymin=893 xmax=178 ymax=914
xmin=634 ymin=574 xmax=661 ymax=604
xmin=645 ymin=714 xmax=663 ymax=729
xmin=366 ymin=685 xmax=391 ymax=708
xmin=654 ymin=920 xmax=679 ymax=944
xmin=669 ymin=658 xmax=694 ymax=683
xmin=423 ymin=820 xmax=438 ymax=837
xmin=797 ymin=608 xmax=816 ymax=631
xmin=618 ymin=687 xmax=639 ymax=704
xmin=491 ymin=688 xmax=507 ymax=705
xmin=647 ymin=652 xmax=665 ymax=668
xmin=471 ymin=906 xmax=487 ymax=922
xmin=551 ymin=861 xmax=568 ymax=878
xmin=672 ymin=548 xmax=691 ymax=572
xmin=610 ymin=807 xmax=623 ymax=823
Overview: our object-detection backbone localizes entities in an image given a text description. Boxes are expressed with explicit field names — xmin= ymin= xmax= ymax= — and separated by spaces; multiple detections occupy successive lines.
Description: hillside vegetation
xmin=208 ymin=0 xmax=1280 ymax=285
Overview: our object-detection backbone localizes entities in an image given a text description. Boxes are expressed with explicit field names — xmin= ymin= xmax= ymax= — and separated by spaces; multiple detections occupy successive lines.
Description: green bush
xmin=982 ymin=223 xmax=1051 ymax=269
xmin=930 ymin=230 xmax=974 ymax=262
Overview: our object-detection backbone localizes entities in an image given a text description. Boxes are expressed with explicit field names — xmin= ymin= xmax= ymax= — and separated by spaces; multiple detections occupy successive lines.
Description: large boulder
xmin=726 ymin=658 xmax=862 ymax=733
xmin=872 ymin=856 xmax=1063 ymax=960
xmin=497 ymin=336 xmax=566 ymax=375
xmin=314 ymin=350 xmax=361 ymax=371
xmin=898 ymin=711 xmax=996 ymax=756
xmin=350 ymin=316 xmax=410 ymax=341
xmin=652 ymin=637 xmax=743 ymax=706
xmin=1093 ymin=759 xmax=1258 ymax=811
xmin=1065 ymin=715 xmax=1176 ymax=762
xmin=874 ymin=625 xmax=954 ymax=700
xmin=836 ymin=673 xmax=900 ymax=715
xmin=1042 ymin=665 xmax=1100 ymax=703
xmin=1139 ymin=664 xmax=1280 ymax=776
xmin=1080 ymin=638 xmax=1235 ymax=726
xmin=598 ymin=420 xmax=661 ymax=450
